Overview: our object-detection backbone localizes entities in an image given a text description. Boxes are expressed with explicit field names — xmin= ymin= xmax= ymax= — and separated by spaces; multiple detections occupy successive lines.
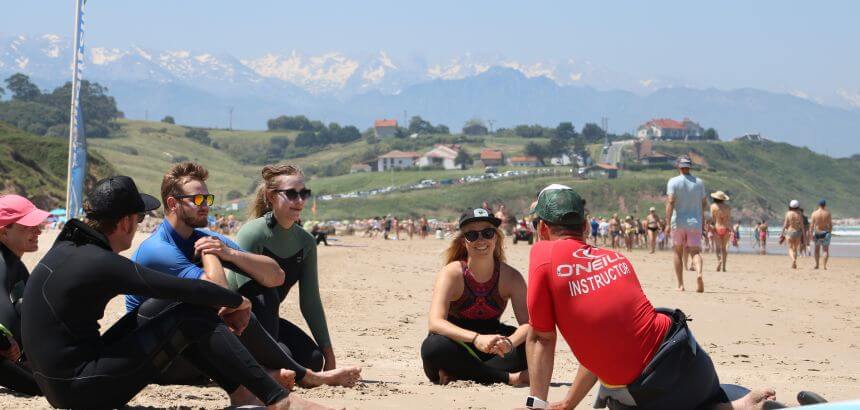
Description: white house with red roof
xmin=377 ymin=150 xmax=419 ymax=171
xmin=417 ymin=144 xmax=461 ymax=170
xmin=637 ymin=118 xmax=704 ymax=140
xmin=480 ymin=149 xmax=505 ymax=166
xmin=374 ymin=119 xmax=398 ymax=138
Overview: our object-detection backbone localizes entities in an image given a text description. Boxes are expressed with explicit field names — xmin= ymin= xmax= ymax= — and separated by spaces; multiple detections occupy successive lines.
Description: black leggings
xmin=239 ymin=283 xmax=326 ymax=372
xmin=138 ymin=299 xmax=312 ymax=384
xmin=420 ymin=324 xmax=527 ymax=385
xmin=0 ymin=359 xmax=39 ymax=396
xmin=36 ymin=303 xmax=287 ymax=409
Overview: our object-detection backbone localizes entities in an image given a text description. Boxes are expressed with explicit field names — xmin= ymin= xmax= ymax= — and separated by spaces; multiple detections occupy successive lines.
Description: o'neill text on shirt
xmin=555 ymin=248 xmax=633 ymax=297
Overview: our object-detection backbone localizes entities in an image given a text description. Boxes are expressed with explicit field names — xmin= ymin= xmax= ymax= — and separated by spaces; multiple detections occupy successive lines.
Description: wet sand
xmin=3 ymin=231 xmax=859 ymax=409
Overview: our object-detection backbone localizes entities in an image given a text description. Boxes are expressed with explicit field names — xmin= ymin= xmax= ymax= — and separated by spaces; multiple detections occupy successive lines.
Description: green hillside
xmin=0 ymin=121 xmax=114 ymax=209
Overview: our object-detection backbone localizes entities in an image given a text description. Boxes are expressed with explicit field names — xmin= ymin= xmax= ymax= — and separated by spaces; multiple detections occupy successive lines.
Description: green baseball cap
xmin=531 ymin=184 xmax=586 ymax=225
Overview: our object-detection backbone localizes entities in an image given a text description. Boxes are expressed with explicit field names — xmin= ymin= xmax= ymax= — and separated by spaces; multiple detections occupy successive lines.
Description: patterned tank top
xmin=448 ymin=260 xmax=506 ymax=323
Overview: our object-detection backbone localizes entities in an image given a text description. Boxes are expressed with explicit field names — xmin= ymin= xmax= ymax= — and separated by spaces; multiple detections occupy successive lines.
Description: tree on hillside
xmin=556 ymin=122 xmax=576 ymax=140
xmin=267 ymin=115 xmax=313 ymax=131
xmin=582 ymin=122 xmax=606 ymax=143
xmin=434 ymin=124 xmax=450 ymax=134
xmin=161 ymin=115 xmax=175 ymax=124
xmin=185 ymin=128 xmax=211 ymax=145
xmin=295 ymin=131 xmax=317 ymax=147
xmin=266 ymin=136 xmax=291 ymax=161
xmin=0 ymin=86 xmax=5 ymax=99
xmin=455 ymin=149 xmax=473 ymax=170
xmin=546 ymin=135 xmax=569 ymax=157
xmin=573 ymin=135 xmax=586 ymax=154
xmin=408 ymin=116 xmax=435 ymax=135
xmin=4 ymin=74 xmax=41 ymax=101
xmin=525 ymin=141 xmax=549 ymax=163
xmin=703 ymin=128 xmax=719 ymax=140
xmin=462 ymin=118 xmax=488 ymax=136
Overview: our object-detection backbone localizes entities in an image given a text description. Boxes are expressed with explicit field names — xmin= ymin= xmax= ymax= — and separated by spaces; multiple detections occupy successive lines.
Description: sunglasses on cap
xmin=274 ymin=188 xmax=312 ymax=201
xmin=174 ymin=194 xmax=215 ymax=207
xmin=463 ymin=227 xmax=496 ymax=242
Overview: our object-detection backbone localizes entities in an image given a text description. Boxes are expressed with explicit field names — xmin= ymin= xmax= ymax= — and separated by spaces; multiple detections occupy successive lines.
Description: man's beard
xmin=179 ymin=207 xmax=208 ymax=228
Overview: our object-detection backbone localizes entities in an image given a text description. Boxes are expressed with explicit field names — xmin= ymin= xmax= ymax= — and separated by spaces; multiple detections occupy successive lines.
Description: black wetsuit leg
xmin=420 ymin=325 xmax=526 ymax=385
xmin=278 ymin=318 xmax=325 ymax=372
xmin=0 ymin=360 xmax=39 ymax=396
xmin=139 ymin=298 xmax=309 ymax=383
xmin=38 ymin=303 xmax=286 ymax=409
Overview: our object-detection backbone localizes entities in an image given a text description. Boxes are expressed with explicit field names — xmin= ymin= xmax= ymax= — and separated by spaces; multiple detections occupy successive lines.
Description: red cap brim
xmin=15 ymin=208 xmax=51 ymax=227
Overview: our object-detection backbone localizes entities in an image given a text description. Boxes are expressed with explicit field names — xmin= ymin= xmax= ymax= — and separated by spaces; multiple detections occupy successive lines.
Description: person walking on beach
xmin=781 ymin=200 xmax=804 ymax=269
xmin=810 ymin=199 xmax=832 ymax=270
xmin=608 ymin=214 xmax=621 ymax=249
xmin=645 ymin=207 xmax=660 ymax=253
xmin=523 ymin=184 xmax=775 ymax=410
xmin=665 ymin=155 xmax=707 ymax=292
xmin=709 ymin=191 xmax=732 ymax=272
xmin=757 ymin=221 xmax=769 ymax=255
xmin=0 ymin=195 xmax=50 ymax=396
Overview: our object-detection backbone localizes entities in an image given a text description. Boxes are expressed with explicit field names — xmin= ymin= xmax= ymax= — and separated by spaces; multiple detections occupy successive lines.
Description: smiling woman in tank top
xmin=420 ymin=208 xmax=530 ymax=386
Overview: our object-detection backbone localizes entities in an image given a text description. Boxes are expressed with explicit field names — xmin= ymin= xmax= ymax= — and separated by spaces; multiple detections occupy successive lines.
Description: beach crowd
xmin=0 ymin=154 xmax=835 ymax=409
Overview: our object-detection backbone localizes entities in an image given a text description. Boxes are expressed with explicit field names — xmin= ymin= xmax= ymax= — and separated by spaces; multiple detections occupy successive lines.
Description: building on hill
xmin=374 ymin=119 xmax=398 ymax=138
xmin=583 ymin=163 xmax=618 ymax=179
xmin=550 ymin=153 xmax=573 ymax=166
xmin=377 ymin=150 xmax=419 ymax=171
xmin=417 ymin=144 xmax=461 ymax=170
xmin=637 ymin=118 xmax=704 ymax=141
xmin=350 ymin=163 xmax=372 ymax=173
xmin=480 ymin=149 xmax=505 ymax=166
xmin=509 ymin=155 xmax=542 ymax=167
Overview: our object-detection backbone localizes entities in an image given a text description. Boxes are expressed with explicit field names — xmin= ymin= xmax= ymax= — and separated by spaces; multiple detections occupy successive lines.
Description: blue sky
xmin=3 ymin=0 xmax=859 ymax=106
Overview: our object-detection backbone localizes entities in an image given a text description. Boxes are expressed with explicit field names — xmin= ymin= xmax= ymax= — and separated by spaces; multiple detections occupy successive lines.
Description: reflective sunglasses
xmin=463 ymin=227 xmax=496 ymax=242
xmin=174 ymin=194 xmax=215 ymax=207
xmin=274 ymin=188 xmax=312 ymax=201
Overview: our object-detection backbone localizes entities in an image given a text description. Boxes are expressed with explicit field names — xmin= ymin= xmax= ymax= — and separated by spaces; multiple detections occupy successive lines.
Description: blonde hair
xmin=443 ymin=226 xmax=506 ymax=265
xmin=249 ymin=163 xmax=304 ymax=218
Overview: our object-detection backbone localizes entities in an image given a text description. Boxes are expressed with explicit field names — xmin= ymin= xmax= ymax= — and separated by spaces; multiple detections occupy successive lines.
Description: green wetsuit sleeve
xmin=227 ymin=219 xmax=265 ymax=291
xmin=298 ymin=239 xmax=331 ymax=348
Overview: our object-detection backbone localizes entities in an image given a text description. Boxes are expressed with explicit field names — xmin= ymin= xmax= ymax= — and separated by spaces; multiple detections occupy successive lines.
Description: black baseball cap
xmin=459 ymin=208 xmax=501 ymax=228
xmin=85 ymin=176 xmax=160 ymax=219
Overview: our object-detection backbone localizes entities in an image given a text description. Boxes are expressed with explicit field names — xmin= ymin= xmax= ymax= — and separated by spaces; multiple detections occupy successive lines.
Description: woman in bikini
xmin=420 ymin=208 xmax=529 ymax=386
xmin=709 ymin=191 xmax=732 ymax=272
xmin=645 ymin=207 xmax=660 ymax=254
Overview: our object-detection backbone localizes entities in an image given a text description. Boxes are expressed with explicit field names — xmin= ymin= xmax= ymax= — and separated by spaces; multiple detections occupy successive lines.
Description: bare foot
xmin=302 ymin=367 xmax=362 ymax=388
xmin=268 ymin=394 xmax=342 ymax=410
xmin=730 ymin=388 xmax=776 ymax=409
xmin=696 ymin=276 xmax=704 ymax=293
xmin=271 ymin=369 xmax=296 ymax=391
xmin=791 ymin=262 xmax=797 ymax=269
xmin=676 ymin=285 xmax=685 ymax=292
xmin=508 ymin=370 xmax=529 ymax=386
xmin=230 ymin=386 xmax=263 ymax=407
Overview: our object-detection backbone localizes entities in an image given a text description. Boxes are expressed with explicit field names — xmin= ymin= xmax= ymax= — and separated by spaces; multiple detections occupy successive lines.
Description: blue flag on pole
xmin=66 ymin=0 xmax=87 ymax=219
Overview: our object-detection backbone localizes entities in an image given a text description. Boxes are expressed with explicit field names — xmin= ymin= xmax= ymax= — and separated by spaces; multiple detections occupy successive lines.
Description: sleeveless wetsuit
xmin=0 ymin=243 xmax=39 ymax=395
xmin=21 ymin=220 xmax=289 ymax=408
xmin=227 ymin=213 xmax=329 ymax=371
xmin=420 ymin=260 xmax=527 ymax=384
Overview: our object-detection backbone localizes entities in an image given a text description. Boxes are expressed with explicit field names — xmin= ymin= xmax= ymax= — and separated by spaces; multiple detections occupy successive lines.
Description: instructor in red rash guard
xmin=522 ymin=184 xmax=775 ymax=410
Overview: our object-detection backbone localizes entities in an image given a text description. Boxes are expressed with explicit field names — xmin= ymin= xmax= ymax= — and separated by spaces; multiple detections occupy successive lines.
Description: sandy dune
xmin=3 ymin=232 xmax=858 ymax=409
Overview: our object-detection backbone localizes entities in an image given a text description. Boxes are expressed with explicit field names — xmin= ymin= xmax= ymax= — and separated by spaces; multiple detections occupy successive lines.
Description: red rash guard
xmin=527 ymin=238 xmax=670 ymax=385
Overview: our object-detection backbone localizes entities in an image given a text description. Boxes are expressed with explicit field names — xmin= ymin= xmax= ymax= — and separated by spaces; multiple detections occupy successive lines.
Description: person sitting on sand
xmin=228 ymin=163 xmax=361 ymax=386
xmin=665 ymin=155 xmax=707 ymax=292
xmin=421 ymin=207 xmax=530 ymax=386
xmin=0 ymin=195 xmax=50 ymax=396
xmin=23 ymin=176 xmax=331 ymax=409
xmin=810 ymin=199 xmax=832 ymax=270
xmin=710 ymin=191 xmax=732 ymax=272
xmin=781 ymin=200 xmax=804 ymax=269
xmin=523 ymin=184 xmax=776 ymax=410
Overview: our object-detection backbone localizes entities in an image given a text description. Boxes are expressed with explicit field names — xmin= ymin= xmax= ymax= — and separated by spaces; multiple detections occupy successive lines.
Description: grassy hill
xmin=0 ymin=121 xmax=114 ymax=209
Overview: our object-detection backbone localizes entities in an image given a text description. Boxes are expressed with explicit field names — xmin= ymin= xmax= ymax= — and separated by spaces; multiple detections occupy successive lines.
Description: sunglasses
xmin=174 ymin=194 xmax=215 ymax=207
xmin=274 ymin=188 xmax=312 ymax=201
xmin=463 ymin=227 xmax=496 ymax=242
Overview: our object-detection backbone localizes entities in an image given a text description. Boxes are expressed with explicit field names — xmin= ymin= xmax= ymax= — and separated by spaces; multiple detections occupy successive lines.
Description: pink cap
xmin=0 ymin=195 xmax=51 ymax=228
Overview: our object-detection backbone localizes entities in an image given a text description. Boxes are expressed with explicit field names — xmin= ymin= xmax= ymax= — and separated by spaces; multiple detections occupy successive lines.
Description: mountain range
xmin=2 ymin=33 xmax=860 ymax=155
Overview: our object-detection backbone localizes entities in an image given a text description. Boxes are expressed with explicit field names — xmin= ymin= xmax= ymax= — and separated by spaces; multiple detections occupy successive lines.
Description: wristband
xmin=470 ymin=332 xmax=479 ymax=344
xmin=525 ymin=396 xmax=548 ymax=409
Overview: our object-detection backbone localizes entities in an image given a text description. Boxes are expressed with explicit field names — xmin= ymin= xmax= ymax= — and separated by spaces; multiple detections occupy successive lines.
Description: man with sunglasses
xmin=522 ymin=184 xmax=775 ymax=410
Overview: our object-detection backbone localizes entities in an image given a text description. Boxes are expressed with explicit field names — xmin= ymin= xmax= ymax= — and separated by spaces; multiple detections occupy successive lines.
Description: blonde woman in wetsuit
xmin=421 ymin=208 xmax=530 ymax=386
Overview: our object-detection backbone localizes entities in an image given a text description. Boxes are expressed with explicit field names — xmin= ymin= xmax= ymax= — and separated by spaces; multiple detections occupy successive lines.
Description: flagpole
xmin=65 ymin=0 xmax=87 ymax=219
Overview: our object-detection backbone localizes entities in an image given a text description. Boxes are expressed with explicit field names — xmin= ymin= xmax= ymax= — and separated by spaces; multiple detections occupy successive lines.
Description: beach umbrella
xmin=49 ymin=208 xmax=67 ymax=216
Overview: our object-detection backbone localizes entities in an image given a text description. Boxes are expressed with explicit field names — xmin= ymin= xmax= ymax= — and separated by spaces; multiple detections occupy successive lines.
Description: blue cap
xmin=819 ymin=199 xmax=826 ymax=206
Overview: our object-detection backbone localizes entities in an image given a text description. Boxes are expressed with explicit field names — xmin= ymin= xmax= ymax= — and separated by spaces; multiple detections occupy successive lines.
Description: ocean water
xmin=730 ymin=225 xmax=860 ymax=258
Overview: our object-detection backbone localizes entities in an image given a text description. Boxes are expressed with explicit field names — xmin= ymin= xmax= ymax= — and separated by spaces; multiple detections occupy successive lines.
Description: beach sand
xmin=4 ymin=231 xmax=859 ymax=409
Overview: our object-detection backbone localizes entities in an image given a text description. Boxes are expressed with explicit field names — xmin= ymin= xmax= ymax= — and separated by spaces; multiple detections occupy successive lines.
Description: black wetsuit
xmin=0 ymin=243 xmax=40 ymax=396
xmin=21 ymin=220 xmax=289 ymax=409
xmin=420 ymin=261 xmax=527 ymax=384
